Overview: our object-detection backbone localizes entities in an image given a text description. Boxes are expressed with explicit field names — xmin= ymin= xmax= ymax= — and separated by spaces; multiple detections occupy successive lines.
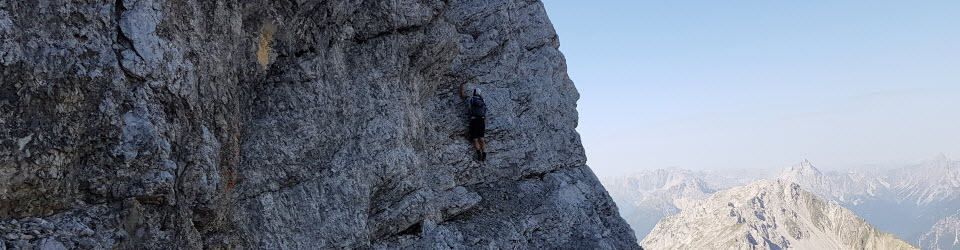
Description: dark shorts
xmin=469 ymin=116 xmax=485 ymax=139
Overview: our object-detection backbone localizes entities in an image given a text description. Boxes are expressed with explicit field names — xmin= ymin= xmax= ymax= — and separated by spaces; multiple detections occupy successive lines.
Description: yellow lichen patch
xmin=257 ymin=22 xmax=277 ymax=70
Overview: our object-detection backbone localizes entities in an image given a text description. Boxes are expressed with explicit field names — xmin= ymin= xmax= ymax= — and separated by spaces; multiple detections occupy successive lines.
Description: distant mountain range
xmin=603 ymin=155 xmax=960 ymax=247
xmin=641 ymin=179 xmax=917 ymax=250
xmin=601 ymin=168 xmax=770 ymax=240
xmin=779 ymin=156 xmax=960 ymax=244
xmin=921 ymin=209 xmax=960 ymax=250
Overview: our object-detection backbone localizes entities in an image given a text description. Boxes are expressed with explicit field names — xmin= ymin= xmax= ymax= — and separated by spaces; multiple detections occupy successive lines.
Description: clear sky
xmin=542 ymin=1 xmax=960 ymax=176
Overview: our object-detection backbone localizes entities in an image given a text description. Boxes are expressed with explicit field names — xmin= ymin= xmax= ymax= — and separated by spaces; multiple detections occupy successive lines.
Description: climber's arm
xmin=460 ymin=83 xmax=468 ymax=99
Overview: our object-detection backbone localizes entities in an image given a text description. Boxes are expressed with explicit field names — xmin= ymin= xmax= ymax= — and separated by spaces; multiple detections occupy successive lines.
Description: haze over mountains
xmin=921 ymin=210 xmax=960 ymax=250
xmin=779 ymin=155 xmax=960 ymax=244
xmin=603 ymin=155 xmax=960 ymax=248
xmin=641 ymin=180 xmax=917 ymax=250
xmin=602 ymin=168 xmax=769 ymax=240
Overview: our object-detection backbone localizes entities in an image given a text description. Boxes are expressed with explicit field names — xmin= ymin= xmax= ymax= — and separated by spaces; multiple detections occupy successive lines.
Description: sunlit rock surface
xmin=602 ymin=168 xmax=770 ymax=240
xmin=642 ymin=179 xmax=917 ymax=250
xmin=778 ymin=157 xmax=960 ymax=244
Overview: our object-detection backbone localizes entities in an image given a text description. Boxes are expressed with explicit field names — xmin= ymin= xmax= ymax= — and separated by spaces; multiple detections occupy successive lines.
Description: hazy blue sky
xmin=542 ymin=1 xmax=960 ymax=176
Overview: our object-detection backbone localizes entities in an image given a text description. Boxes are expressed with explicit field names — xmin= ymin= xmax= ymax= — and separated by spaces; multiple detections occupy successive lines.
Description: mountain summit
xmin=796 ymin=159 xmax=818 ymax=173
xmin=777 ymin=158 xmax=960 ymax=243
xmin=642 ymin=179 xmax=917 ymax=250
xmin=777 ymin=160 xmax=886 ymax=205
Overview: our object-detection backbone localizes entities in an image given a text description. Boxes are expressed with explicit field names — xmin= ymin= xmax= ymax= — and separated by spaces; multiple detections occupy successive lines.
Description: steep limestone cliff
xmin=0 ymin=0 xmax=637 ymax=248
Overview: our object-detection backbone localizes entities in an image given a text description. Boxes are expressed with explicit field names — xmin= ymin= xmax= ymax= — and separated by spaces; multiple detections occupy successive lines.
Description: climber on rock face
xmin=460 ymin=83 xmax=487 ymax=161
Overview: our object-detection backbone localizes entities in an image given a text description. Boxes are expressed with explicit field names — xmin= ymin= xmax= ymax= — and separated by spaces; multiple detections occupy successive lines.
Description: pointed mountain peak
xmin=785 ymin=159 xmax=821 ymax=176
xmin=641 ymin=179 xmax=916 ymax=250
xmin=931 ymin=153 xmax=950 ymax=162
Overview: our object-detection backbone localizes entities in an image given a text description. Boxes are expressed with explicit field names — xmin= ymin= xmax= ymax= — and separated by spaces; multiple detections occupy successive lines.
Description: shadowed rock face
xmin=0 ymin=0 xmax=637 ymax=249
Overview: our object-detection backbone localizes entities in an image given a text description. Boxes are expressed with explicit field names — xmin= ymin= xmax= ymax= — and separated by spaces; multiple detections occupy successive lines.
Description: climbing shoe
xmin=481 ymin=152 xmax=487 ymax=161
xmin=476 ymin=150 xmax=482 ymax=161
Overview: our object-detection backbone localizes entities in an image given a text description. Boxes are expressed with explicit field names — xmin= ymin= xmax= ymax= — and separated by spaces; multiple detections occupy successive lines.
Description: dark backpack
xmin=469 ymin=96 xmax=486 ymax=117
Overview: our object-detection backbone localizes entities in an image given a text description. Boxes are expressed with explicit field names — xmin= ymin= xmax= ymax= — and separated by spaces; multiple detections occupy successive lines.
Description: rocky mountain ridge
xmin=601 ymin=168 xmax=767 ymax=240
xmin=605 ymin=156 xmax=960 ymax=246
xmin=0 ymin=0 xmax=638 ymax=249
xmin=921 ymin=209 xmax=960 ymax=250
xmin=778 ymin=156 xmax=960 ymax=244
xmin=641 ymin=179 xmax=918 ymax=250
xmin=777 ymin=159 xmax=888 ymax=205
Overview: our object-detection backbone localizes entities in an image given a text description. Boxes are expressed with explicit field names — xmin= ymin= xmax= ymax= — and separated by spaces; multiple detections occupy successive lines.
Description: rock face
xmin=921 ymin=210 xmax=960 ymax=250
xmin=0 ymin=0 xmax=637 ymax=248
xmin=641 ymin=179 xmax=917 ymax=250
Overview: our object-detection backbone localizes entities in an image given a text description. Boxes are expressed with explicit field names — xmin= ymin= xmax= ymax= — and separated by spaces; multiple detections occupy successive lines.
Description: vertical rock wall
xmin=0 ymin=0 xmax=638 ymax=248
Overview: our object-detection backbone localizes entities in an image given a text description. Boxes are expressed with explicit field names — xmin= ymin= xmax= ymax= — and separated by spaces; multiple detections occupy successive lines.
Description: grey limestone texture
xmin=0 ymin=0 xmax=638 ymax=249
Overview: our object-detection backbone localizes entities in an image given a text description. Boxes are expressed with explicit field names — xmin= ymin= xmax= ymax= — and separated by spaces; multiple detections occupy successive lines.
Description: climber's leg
xmin=472 ymin=138 xmax=481 ymax=151
xmin=472 ymin=138 xmax=482 ymax=160
xmin=480 ymin=138 xmax=487 ymax=161
xmin=479 ymin=138 xmax=487 ymax=152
